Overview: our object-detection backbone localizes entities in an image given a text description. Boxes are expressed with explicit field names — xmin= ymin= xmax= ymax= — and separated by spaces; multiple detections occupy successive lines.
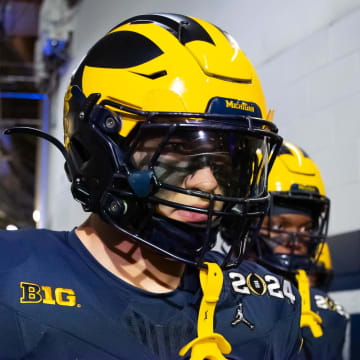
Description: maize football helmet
xmin=254 ymin=141 xmax=330 ymax=273
xmin=61 ymin=13 xmax=282 ymax=268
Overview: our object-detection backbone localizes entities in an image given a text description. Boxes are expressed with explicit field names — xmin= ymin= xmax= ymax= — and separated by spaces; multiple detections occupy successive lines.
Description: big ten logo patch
xmin=20 ymin=282 xmax=80 ymax=307
xmin=314 ymin=294 xmax=349 ymax=319
xmin=228 ymin=272 xmax=296 ymax=304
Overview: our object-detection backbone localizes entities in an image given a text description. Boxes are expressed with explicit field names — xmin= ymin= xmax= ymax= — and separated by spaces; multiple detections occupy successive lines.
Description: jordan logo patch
xmin=231 ymin=303 xmax=255 ymax=330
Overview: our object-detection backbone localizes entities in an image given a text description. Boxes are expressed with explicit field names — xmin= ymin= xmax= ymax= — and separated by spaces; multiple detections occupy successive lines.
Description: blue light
xmin=0 ymin=92 xmax=46 ymax=100
xmin=43 ymin=39 xmax=68 ymax=57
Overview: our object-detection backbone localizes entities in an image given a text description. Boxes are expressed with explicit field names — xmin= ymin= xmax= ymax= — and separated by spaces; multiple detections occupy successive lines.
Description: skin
xmin=156 ymin=166 xmax=224 ymax=222
xmin=133 ymin=135 xmax=225 ymax=222
xmin=76 ymin=165 xmax=223 ymax=294
xmin=262 ymin=213 xmax=319 ymax=287
xmin=261 ymin=213 xmax=313 ymax=255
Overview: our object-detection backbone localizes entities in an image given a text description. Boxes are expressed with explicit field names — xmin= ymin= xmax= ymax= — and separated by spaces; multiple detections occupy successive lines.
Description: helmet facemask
xmin=256 ymin=192 xmax=330 ymax=274
xmin=64 ymin=92 xmax=282 ymax=268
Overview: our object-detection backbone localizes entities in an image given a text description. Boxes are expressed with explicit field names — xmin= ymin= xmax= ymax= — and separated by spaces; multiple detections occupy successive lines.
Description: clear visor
xmin=260 ymin=194 xmax=330 ymax=258
xmin=131 ymin=127 xmax=270 ymax=199
xmin=262 ymin=229 xmax=313 ymax=256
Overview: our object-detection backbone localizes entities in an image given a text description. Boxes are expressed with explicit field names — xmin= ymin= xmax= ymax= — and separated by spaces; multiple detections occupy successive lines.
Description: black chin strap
xmin=4 ymin=127 xmax=68 ymax=160
xmin=3 ymin=126 xmax=78 ymax=179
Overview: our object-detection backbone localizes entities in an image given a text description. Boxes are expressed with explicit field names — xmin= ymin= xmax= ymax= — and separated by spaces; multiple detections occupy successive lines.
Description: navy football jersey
xmin=297 ymin=287 xmax=349 ymax=360
xmin=0 ymin=229 xmax=302 ymax=359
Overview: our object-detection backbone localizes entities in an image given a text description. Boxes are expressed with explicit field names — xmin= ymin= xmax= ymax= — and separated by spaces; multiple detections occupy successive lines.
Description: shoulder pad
xmin=310 ymin=287 xmax=350 ymax=320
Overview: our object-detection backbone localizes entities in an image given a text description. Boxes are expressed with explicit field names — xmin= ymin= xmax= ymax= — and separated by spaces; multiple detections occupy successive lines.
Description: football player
xmin=252 ymin=141 xmax=349 ymax=360
xmin=0 ymin=14 xmax=301 ymax=359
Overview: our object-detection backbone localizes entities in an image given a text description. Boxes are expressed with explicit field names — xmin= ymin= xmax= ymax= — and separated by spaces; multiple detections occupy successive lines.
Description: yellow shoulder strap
xmin=179 ymin=262 xmax=232 ymax=360
xmin=295 ymin=269 xmax=323 ymax=338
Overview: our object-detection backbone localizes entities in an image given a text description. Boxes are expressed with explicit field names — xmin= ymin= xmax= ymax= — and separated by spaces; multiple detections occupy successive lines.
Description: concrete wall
xmin=256 ymin=2 xmax=360 ymax=236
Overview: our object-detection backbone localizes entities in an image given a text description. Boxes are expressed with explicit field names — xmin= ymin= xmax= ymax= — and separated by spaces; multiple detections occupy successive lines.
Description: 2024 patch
xmin=228 ymin=272 xmax=296 ymax=304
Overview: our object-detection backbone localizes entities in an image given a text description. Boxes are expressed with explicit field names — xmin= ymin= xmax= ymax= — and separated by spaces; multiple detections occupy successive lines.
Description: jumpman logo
xmin=231 ymin=303 xmax=255 ymax=330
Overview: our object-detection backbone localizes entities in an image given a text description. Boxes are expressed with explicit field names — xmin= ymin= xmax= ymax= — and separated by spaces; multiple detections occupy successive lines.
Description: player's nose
xmin=184 ymin=166 xmax=219 ymax=193
xmin=283 ymin=236 xmax=307 ymax=255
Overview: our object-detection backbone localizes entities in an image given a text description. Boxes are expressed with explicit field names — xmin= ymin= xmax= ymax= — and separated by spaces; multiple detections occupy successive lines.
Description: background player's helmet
xmin=63 ymin=13 xmax=282 ymax=268
xmin=254 ymin=141 xmax=330 ymax=273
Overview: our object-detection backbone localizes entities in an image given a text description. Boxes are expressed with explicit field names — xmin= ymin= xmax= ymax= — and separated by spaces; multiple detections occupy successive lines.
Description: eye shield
xmin=130 ymin=126 xmax=272 ymax=201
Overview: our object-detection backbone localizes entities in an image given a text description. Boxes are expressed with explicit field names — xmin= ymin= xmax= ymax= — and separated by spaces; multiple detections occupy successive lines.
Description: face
xmin=132 ymin=135 xmax=225 ymax=223
xmin=261 ymin=213 xmax=313 ymax=255
xmin=131 ymin=127 xmax=270 ymax=227
xmin=156 ymin=165 xmax=224 ymax=223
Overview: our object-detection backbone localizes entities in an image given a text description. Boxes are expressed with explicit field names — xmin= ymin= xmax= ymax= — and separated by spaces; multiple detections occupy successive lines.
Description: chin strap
xmin=296 ymin=269 xmax=323 ymax=338
xmin=179 ymin=262 xmax=232 ymax=360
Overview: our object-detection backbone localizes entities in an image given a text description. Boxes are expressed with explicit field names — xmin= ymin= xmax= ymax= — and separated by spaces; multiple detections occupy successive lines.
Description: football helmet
xmin=254 ymin=141 xmax=330 ymax=273
xmin=13 ymin=13 xmax=281 ymax=268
